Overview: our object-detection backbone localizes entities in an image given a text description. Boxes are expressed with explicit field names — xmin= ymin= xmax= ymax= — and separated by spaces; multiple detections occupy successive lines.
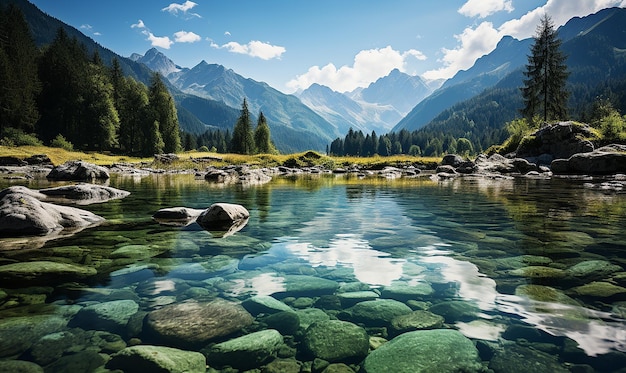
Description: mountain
xmin=393 ymin=35 xmax=532 ymax=132
xmin=298 ymin=69 xmax=437 ymax=136
xmin=134 ymin=48 xmax=182 ymax=77
xmin=409 ymin=6 xmax=626 ymax=152
xmin=154 ymin=58 xmax=340 ymax=153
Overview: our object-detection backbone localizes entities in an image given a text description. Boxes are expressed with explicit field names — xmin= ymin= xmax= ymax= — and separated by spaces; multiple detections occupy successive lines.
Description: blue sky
xmin=30 ymin=0 xmax=626 ymax=94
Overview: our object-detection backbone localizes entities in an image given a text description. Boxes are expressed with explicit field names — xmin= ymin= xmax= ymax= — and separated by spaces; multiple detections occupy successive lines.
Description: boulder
xmin=0 ymin=360 xmax=43 ymax=373
xmin=205 ymin=329 xmax=283 ymax=369
xmin=152 ymin=207 xmax=204 ymax=227
xmin=489 ymin=343 xmax=569 ymax=373
xmin=144 ymin=299 xmax=253 ymax=347
xmin=441 ymin=154 xmax=464 ymax=167
xmin=0 ymin=315 xmax=68 ymax=358
xmin=0 ymin=186 xmax=104 ymax=236
xmin=39 ymin=183 xmax=130 ymax=205
xmin=516 ymin=121 xmax=596 ymax=160
xmin=242 ymin=295 xmax=294 ymax=316
xmin=272 ymin=275 xmax=339 ymax=298
xmin=303 ymin=320 xmax=369 ymax=363
xmin=69 ymin=300 xmax=139 ymax=334
xmin=361 ymin=329 xmax=483 ymax=373
xmin=567 ymin=260 xmax=622 ymax=281
xmin=428 ymin=300 xmax=480 ymax=323
xmin=196 ymin=203 xmax=250 ymax=231
xmin=389 ymin=310 xmax=444 ymax=335
xmin=380 ymin=282 xmax=434 ymax=302
xmin=551 ymin=145 xmax=626 ymax=175
xmin=347 ymin=299 xmax=412 ymax=326
xmin=108 ymin=345 xmax=206 ymax=373
xmin=46 ymin=160 xmax=110 ymax=180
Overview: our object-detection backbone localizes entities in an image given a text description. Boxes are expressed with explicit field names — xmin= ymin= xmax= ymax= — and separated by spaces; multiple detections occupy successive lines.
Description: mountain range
xmin=5 ymin=0 xmax=626 ymax=154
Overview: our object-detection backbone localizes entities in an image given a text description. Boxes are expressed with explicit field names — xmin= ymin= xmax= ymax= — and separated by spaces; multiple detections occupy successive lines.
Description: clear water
xmin=1 ymin=173 xmax=625 ymax=371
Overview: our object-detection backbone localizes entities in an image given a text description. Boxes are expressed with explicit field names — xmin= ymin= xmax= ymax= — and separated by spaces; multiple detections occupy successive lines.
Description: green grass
xmin=0 ymin=146 xmax=441 ymax=170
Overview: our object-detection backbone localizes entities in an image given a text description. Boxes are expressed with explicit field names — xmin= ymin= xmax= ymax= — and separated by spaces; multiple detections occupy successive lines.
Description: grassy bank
xmin=0 ymin=146 xmax=442 ymax=170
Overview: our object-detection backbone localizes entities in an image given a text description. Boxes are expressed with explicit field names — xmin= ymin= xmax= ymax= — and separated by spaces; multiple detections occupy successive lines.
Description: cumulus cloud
xmin=162 ymin=1 xmax=201 ymax=18
xmin=286 ymin=46 xmax=427 ymax=93
xmin=131 ymin=19 xmax=145 ymax=29
xmin=145 ymin=32 xmax=174 ymax=49
xmin=211 ymin=40 xmax=286 ymax=60
xmin=173 ymin=30 xmax=201 ymax=43
xmin=424 ymin=0 xmax=626 ymax=80
xmin=458 ymin=0 xmax=514 ymax=18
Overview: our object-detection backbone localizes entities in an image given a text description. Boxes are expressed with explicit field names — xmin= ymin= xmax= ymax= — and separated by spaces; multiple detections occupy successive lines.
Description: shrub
xmin=50 ymin=134 xmax=74 ymax=151
xmin=0 ymin=127 xmax=43 ymax=146
xmin=198 ymin=145 xmax=209 ymax=152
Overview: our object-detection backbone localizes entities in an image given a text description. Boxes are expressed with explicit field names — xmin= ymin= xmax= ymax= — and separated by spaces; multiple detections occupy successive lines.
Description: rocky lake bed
xmin=0 ymin=122 xmax=625 ymax=373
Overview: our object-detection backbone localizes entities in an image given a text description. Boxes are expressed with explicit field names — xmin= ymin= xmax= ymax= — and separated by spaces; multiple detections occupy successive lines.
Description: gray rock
xmin=46 ymin=160 xmax=110 ymax=180
xmin=242 ymin=295 xmax=294 ymax=316
xmin=296 ymin=308 xmax=331 ymax=331
xmin=69 ymin=299 xmax=139 ymax=334
xmin=551 ymin=145 xmax=626 ymax=175
xmin=303 ymin=320 xmax=369 ymax=362
xmin=205 ymin=329 xmax=283 ymax=370
xmin=260 ymin=311 xmax=300 ymax=335
xmin=348 ymin=299 xmax=412 ymax=326
xmin=196 ymin=203 xmax=250 ymax=231
xmin=152 ymin=207 xmax=204 ymax=226
xmin=0 ymin=187 xmax=104 ymax=236
xmin=361 ymin=329 xmax=483 ymax=373
xmin=108 ymin=345 xmax=206 ymax=373
xmin=38 ymin=183 xmax=130 ymax=205
xmin=441 ymin=154 xmax=464 ymax=167
xmin=43 ymin=350 xmax=105 ymax=373
xmin=144 ymin=299 xmax=253 ymax=347
xmin=516 ymin=121 xmax=596 ymax=160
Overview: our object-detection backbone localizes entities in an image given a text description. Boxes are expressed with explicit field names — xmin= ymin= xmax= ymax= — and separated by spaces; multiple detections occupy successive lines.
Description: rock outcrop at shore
xmin=39 ymin=184 xmax=130 ymax=205
xmin=0 ymin=186 xmax=104 ymax=236
xmin=47 ymin=161 xmax=110 ymax=181
xmin=551 ymin=145 xmax=626 ymax=175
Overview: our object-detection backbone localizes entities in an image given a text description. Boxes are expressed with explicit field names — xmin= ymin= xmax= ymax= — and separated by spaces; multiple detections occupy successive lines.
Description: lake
xmin=0 ymin=173 xmax=625 ymax=372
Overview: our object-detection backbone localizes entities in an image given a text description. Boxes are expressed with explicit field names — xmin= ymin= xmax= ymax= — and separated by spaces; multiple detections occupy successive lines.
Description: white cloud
xmin=131 ymin=19 xmax=145 ymax=29
xmin=286 ymin=46 xmax=427 ymax=93
xmin=212 ymin=40 xmax=286 ymax=60
xmin=425 ymin=0 xmax=626 ymax=80
xmin=173 ymin=30 xmax=201 ymax=43
xmin=458 ymin=0 xmax=513 ymax=18
xmin=80 ymin=24 xmax=93 ymax=30
xmin=224 ymin=31 xmax=231 ymax=36
xmin=162 ymin=1 xmax=201 ymax=18
xmin=145 ymin=32 xmax=173 ymax=49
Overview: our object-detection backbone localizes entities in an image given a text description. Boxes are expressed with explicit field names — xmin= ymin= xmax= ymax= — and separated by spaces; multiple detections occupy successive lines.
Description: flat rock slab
xmin=144 ymin=299 xmax=253 ymax=347
xmin=152 ymin=207 xmax=204 ymax=226
xmin=348 ymin=299 xmax=412 ymax=326
xmin=0 ymin=261 xmax=97 ymax=283
xmin=39 ymin=183 xmax=130 ymax=205
xmin=0 ymin=187 xmax=104 ymax=236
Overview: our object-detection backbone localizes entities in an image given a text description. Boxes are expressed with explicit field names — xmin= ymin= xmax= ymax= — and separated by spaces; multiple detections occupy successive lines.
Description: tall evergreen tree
xmin=521 ymin=14 xmax=570 ymax=123
xmin=118 ymin=77 xmax=149 ymax=154
xmin=231 ymin=98 xmax=255 ymax=154
xmin=147 ymin=73 xmax=180 ymax=153
xmin=254 ymin=111 xmax=276 ymax=154
xmin=0 ymin=5 xmax=40 ymax=134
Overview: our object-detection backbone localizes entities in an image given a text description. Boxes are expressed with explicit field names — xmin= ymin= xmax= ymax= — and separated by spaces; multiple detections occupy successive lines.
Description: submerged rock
xmin=144 ymin=299 xmax=253 ymax=347
xmin=46 ymin=160 xmax=110 ymax=181
xmin=303 ymin=320 xmax=369 ymax=363
xmin=489 ymin=343 xmax=569 ymax=373
xmin=389 ymin=310 xmax=444 ymax=335
xmin=108 ymin=345 xmax=206 ymax=373
xmin=0 ymin=315 xmax=69 ymax=359
xmin=347 ymin=299 xmax=412 ymax=326
xmin=242 ymin=295 xmax=294 ymax=316
xmin=0 ymin=261 xmax=97 ymax=284
xmin=361 ymin=329 xmax=483 ymax=373
xmin=572 ymin=281 xmax=626 ymax=298
xmin=567 ymin=260 xmax=622 ymax=281
xmin=205 ymin=329 xmax=283 ymax=370
xmin=69 ymin=299 xmax=139 ymax=334
xmin=272 ymin=275 xmax=339 ymax=298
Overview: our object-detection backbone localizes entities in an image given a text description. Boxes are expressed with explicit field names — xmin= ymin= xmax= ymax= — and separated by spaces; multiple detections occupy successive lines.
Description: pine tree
xmin=521 ymin=14 xmax=570 ymax=124
xmin=0 ymin=5 xmax=40 ymax=135
xmin=148 ymin=73 xmax=180 ymax=153
xmin=231 ymin=98 xmax=255 ymax=154
xmin=254 ymin=111 xmax=276 ymax=154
